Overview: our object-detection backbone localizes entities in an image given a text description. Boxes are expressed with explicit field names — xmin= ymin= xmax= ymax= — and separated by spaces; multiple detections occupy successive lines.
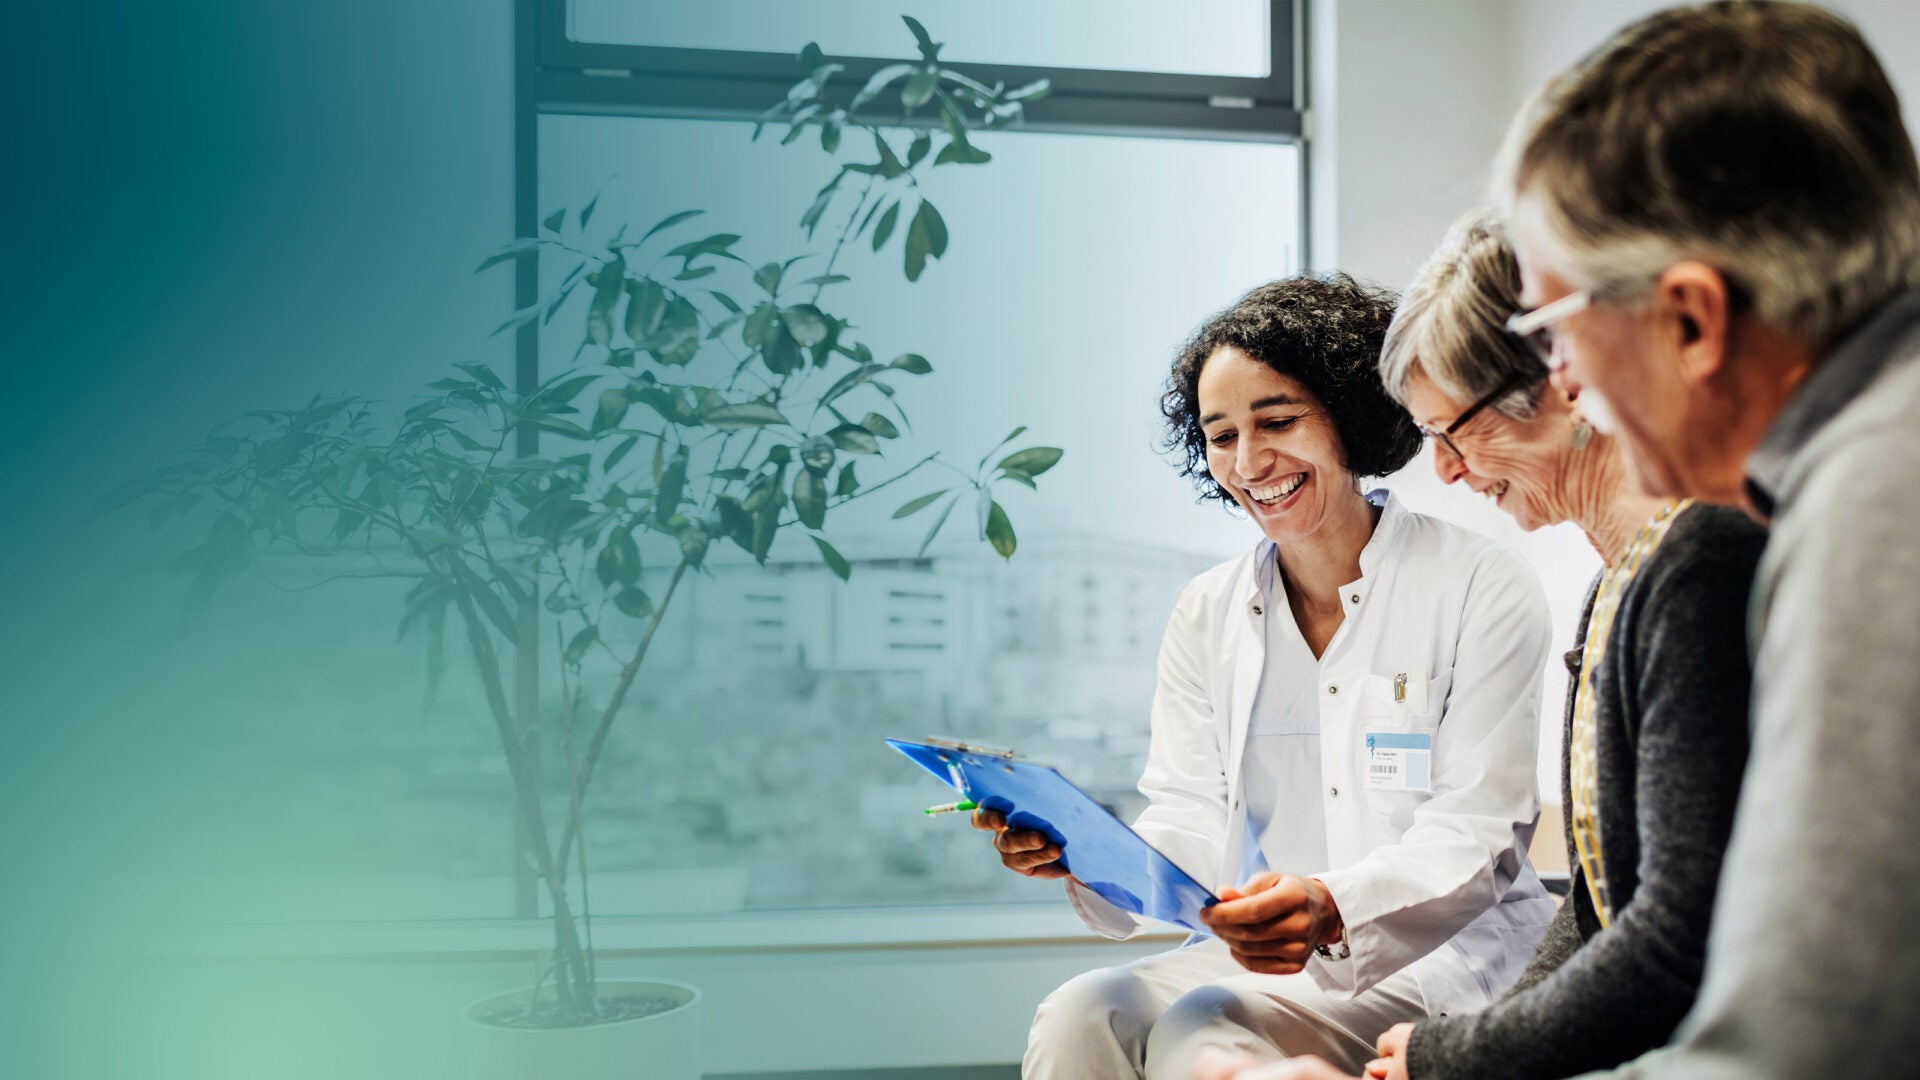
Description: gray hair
xmin=1493 ymin=0 xmax=1920 ymax=347
xmin=1380 ymin=208 xmax=1542 ymax=420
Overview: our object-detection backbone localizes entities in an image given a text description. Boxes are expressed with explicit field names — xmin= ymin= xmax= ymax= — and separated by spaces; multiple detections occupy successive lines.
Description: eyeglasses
xmin=1420 ymin=367 xmax=1538 ymax=462
xmin=1504 ymin=289 xmax=1593 ymax=371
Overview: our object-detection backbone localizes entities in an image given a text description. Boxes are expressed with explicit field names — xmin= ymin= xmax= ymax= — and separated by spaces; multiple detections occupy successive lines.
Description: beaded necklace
xmin=1569 ymin=498 xmax=1692 ymax=926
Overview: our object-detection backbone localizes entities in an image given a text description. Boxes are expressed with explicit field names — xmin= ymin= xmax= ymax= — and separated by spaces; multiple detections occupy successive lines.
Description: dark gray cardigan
xmin=1405 ymin=502 xmax=1767 ymax=1080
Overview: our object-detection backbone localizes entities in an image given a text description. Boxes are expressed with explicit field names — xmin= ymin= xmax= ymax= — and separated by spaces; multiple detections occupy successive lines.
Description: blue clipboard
xmin=887 ymin=737 xmax=1219 ymax=931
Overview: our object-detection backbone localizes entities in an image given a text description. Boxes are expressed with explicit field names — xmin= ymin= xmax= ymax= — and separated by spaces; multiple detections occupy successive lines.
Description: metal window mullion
xmin=534 ymin=68 xmax=1300 ymax=141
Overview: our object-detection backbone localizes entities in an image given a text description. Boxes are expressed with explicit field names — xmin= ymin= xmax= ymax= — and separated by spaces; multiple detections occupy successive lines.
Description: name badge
xmin=1365 ymin=731 xmax=1433 ymax=792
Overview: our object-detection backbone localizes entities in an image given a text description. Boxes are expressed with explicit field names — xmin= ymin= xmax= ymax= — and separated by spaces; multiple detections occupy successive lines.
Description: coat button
xmin=1329 ymin=787 xmax=1339 ymax=798
xmin=1327 ymin=684 xmax=1339 ymax=695
xmin=1349 ymin=593 xmax=1360 ymax=604
xmin=1251 ymin=603 xmax=1263 ymax=615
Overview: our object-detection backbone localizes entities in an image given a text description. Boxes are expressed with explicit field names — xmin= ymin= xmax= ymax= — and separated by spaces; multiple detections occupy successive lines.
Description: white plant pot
xmin=463 ymin=978 xmax=702 ymax=1080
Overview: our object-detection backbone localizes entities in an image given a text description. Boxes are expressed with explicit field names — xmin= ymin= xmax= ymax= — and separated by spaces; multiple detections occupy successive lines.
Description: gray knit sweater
xmin=1404 ymin=502 xmax=1766 ymax=1080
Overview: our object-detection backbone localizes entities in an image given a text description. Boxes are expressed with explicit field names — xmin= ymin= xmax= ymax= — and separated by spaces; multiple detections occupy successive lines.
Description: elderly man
xmin=1207 ymin=3 xmax=1920 ymax=1079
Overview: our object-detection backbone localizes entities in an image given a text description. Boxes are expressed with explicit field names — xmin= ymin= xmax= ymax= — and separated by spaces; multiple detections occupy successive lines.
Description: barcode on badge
xmin=1369 ymin=763 xmax=1398 ymax=774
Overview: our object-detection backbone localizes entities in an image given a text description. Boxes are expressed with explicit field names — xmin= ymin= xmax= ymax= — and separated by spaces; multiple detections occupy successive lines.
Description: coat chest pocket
xmin=1356 ymin=668 xmax=1453 ymax=720
xmin=1356 ymin=668 xmax=1452 ymax=829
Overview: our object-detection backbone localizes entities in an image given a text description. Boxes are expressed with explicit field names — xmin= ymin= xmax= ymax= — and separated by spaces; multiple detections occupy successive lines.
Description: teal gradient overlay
xmin=2 ymin=3 xmax=1295 ymax=1075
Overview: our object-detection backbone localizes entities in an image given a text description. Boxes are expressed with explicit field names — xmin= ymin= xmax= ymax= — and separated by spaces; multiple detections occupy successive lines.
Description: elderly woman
xmin=1205 ymin=217 xmax=1766 ymax=1080
xmin=974 ymin=274 xmax=1559 ymax=1078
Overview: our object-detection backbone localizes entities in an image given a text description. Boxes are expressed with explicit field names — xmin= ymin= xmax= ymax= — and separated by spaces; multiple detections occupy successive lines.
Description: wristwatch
xmin=1315 ymin=924 xmax=1351 ymax=961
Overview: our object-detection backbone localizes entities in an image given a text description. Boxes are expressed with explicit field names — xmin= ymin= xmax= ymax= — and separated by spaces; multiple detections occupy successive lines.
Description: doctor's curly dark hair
xmin=1160 ymin=273 xmax=1422 ymax=504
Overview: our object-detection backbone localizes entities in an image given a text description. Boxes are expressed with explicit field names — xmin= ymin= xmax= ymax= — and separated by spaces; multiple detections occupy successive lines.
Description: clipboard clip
xmin=923 ymin=735 xmax=1019 ymax=760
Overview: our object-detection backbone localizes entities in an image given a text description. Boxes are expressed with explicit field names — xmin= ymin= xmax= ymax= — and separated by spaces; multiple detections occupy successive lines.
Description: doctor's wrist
xmin=1307 ymin=877 xmax=1349 ymax=958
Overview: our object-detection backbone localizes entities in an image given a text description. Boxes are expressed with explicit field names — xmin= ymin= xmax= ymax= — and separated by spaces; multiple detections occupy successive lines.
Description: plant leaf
xmin=475 ymin=237 xmax=546 ymax=274
xmin=977 ymin=426 xmax=1029 ymax=470
xmin=613 ymin=586 xmax=654 ymax=619
xmin=460 ymin=574 xmax=520 ymax=646
xmin=985 ymin=500 xmax=1017 ymax=559
xmin=1006 ymin=78 xmax=1051 ymax=103
xmin=586 ymin=257 xmax=626 ymax=346
xmin=604 ymin=434 xmax=640 ymax=472
xmin=903 ymin=200 xmax=948 ymax=281
xmin=654 ymin=446 xmax=689 ymax=525
xmin=793 ymin=468 xmax=827 ymax=529
xmin=893 ymin=488 xmax=951 ymax=519
xmin=749 ymin=467 xmax=786 ymax=563
xmin=642 ymin=296 xmax=701 ymax=366
xmin=934 ymin=138 xmax=993 ymax=166
xmin=593 ymin=388 xmax=632 ymax=433
xmin=456 ymin=362 xmax=507 ymax=391
xmin=762 ymin=324 xmax=804 ymax=375
xmin=638 ymin=210 xmax=703 ymax=248
xmin=489 ymin=302 xmax=543 ymax=338
xmin=527 ymin=373 xmax=599 ymax=412
xmin=780 ymin=304 xmax=831 ymax=346
xmin=811 ymin=535 xmax=851 ymax=581
xmin=997 ymin=446 xmax=1063 ymax=478
xmin=889 ymin=353 xmax=932 ymax=375
xmin=851 ymin=63 xmax=916 ymax=110
xmin=702 ymin=401 xmax=790 ymax=431
xmin=800 ymin=434 xmax=836 ymax=473
xmin=873 ymin=131 xmax=905 ymax=180
xmin=902 ymin=69 xmax=938 ymax=110
xmin=871 ymin=202 xmax=901 ymax=252
xmin=565 ymin=626 xmax=599 ymax=664
xmin=596 ymin=527 xmax=640 ymax=587
xmin=754 ymin=261 xmax=783 ymax=296
xmin=917 ymin=492 xmax=960 ymax=557
xmin=828 ymin=424 xmax=881 ymax=455
xmin=902 ymin=15 xmax=939 ymax=62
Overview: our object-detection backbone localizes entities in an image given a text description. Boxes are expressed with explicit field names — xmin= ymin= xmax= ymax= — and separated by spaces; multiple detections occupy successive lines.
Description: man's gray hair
xmin=1380 ymin=209 xmax=1541 ymax=419
xmin=1494 ymin=0 xmax=1920 ymax=347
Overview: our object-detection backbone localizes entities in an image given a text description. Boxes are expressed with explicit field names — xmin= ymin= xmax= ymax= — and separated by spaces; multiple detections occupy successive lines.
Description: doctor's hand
xmin=1198 ymin=871 xmax=1344 ymax=975
xmin=1362 ymin=1022 xmax=1414 ymax=1080
xmin=970 ymin=807 xmax=1071 ymax=879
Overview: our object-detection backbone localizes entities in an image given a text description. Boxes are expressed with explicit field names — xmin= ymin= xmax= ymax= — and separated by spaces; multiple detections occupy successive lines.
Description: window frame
xmin=534 ymin=0 xmax=1303 ymax=142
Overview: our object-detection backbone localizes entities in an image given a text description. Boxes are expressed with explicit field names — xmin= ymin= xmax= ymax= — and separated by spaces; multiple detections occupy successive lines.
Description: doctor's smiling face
xmin=1164 ymin=275 xmax=1421 ymax=545
xmin=1198 ymin=345 xmax=1358 ymax=546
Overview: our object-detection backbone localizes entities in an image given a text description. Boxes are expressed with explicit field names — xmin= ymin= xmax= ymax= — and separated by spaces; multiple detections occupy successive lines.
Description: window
xmin=570 ymin=0 xmax=1275 ymax=78
xmin=518 ymin=3 xmax=1304 ymax=913
xmin=535 ymin=110 xmax=1302 ymax=910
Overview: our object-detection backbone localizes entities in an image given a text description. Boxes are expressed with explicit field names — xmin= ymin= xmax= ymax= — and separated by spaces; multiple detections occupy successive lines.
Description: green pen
xmin=924 ymin=799 xmax=979 ymax=816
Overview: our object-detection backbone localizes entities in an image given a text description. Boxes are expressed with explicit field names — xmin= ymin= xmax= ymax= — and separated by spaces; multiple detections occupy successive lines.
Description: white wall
xmin=1309 ymin=0 xmax=1920 ymax=795
xmin=1319 ymin=0 xmax=1920 ymax=290
xmin=1310 ymin=0 xmax=1599 ymax=795
xmin=1511 ymin=0 xmax=1920 ymax=118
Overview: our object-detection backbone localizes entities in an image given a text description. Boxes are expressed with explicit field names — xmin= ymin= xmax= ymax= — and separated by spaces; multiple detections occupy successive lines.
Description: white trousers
xmin=1023 ymin=936 xmax=1429 ymax=1080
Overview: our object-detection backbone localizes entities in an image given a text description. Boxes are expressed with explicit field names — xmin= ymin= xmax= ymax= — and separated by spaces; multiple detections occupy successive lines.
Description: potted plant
xmin=98 ymin=18 xmax=1059 ymax=1079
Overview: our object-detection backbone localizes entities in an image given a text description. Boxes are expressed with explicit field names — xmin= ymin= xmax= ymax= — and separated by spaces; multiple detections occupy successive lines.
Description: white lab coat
xmin=1067 ymin=493 xmax=1558 ymax=1015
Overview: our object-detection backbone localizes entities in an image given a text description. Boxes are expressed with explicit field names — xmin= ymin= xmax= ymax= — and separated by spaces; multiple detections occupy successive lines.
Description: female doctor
xmin=974 ymin=275 xmax=1557 ymax=1078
